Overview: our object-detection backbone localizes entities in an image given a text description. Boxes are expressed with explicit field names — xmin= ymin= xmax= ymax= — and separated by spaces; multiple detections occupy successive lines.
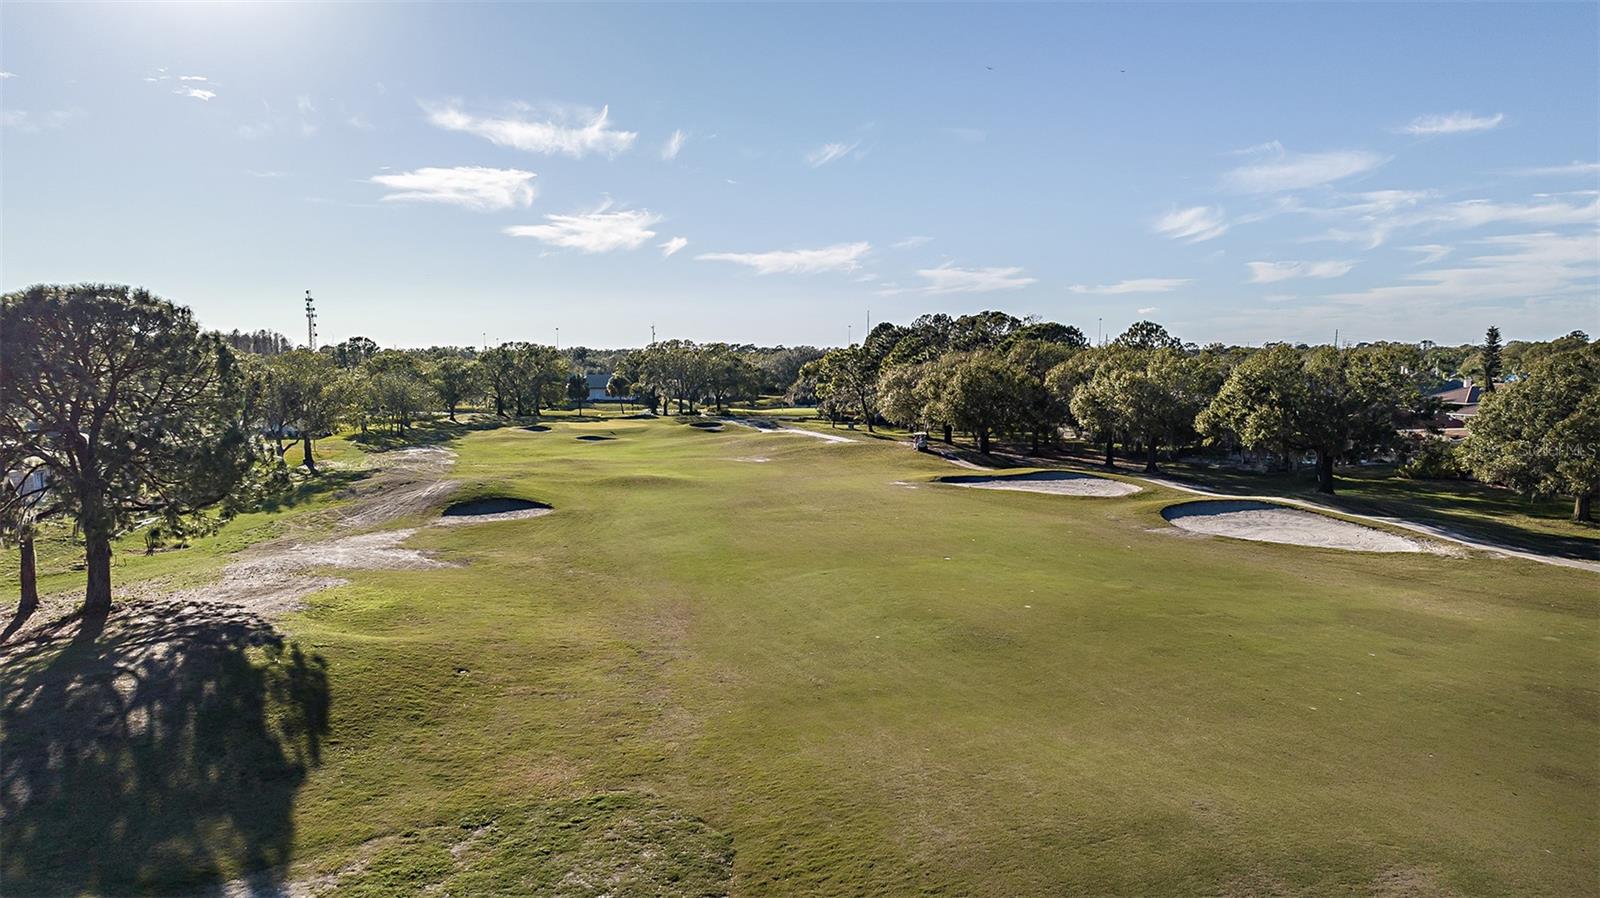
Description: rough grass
xmin=2 ymin=416 xmax=1596 ymax=896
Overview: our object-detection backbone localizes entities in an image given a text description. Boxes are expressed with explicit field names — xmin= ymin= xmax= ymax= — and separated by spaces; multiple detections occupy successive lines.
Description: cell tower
xmin=304 ymin=290 xmax=318 ymax=351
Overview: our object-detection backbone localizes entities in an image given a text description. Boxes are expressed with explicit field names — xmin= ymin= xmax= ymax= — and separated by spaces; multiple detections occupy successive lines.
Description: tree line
xmin=2 ymin=285 xmax=1597 ymax=623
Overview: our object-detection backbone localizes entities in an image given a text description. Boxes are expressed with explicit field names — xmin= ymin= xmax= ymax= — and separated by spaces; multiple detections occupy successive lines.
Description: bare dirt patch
xmin=941 ymin=471 xmax=1140 ymax=497
xmin=1162 ymin=500 xmax=1451 ymax=554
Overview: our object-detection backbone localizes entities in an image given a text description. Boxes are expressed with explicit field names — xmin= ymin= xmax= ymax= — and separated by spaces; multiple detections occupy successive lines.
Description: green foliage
xmin=1 ymin=284 xmax=255 ymax=609
xmin=1398 ymin=436 xmax=1467 ymax=480
xmin=1481 ymin=325 xmax=1503 ymax=392
xmin=1460 ymin=343 xmax=1600 ymax=519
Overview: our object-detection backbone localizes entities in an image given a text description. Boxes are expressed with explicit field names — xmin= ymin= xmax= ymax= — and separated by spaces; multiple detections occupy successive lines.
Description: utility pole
xmin=555 ymin=327 xmax=560 ymax=351
xmin=866 ymin=308 xmax=871 ymax=335
xmin=304 ymin=290 xmax=318 ymax=351
xmin=847 ymin=324 xmax=853 ymax=345
xmin=1097 ymin=317 xmax=1102 ymax=347
xmin=650 ymin=324 xmax=656 ymax=345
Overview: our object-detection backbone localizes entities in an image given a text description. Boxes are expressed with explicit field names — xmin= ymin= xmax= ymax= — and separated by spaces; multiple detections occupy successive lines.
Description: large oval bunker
xmin=1161 ymin=500 xmax=1446 ymax=554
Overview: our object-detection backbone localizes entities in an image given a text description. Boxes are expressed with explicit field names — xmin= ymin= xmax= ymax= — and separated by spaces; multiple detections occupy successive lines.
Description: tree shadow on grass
xmin=0 ymin=600 xmax=330 ymax=896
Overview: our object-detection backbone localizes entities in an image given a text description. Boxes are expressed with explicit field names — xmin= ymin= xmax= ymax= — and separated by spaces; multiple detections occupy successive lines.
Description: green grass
xmin=3 ymin=417 xmax=1596 ymax=896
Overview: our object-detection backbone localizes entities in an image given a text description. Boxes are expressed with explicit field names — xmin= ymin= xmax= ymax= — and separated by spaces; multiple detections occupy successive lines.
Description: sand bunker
xmin=726 ymin=418 xmax=855 ymax=443
xmin=575 ymin=434 xmax=615 ymax=442
xmin=1162 ymin=500 xmax=1448 ymax=554
xmin=438 ymin=496 xmax=556 ymax=525
xmin=687 ymin=421 xmax=723 ymax=430
xmin=437 ymin=497 xmax=553 ymax=525
xmin=942 ymin=471 xmax=1140 ymax=497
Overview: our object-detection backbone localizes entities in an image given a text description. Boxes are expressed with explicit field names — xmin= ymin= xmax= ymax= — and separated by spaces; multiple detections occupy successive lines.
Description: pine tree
xmin=1482 ymin=326 xmax=1503 ymax=392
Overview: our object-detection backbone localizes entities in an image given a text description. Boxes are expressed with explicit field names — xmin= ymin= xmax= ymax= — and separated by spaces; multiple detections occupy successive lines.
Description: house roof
xmin=1429 ymin=379 xmax=1482 ymax=406
xmin=585 ymin=372 xmax=611 ymax=390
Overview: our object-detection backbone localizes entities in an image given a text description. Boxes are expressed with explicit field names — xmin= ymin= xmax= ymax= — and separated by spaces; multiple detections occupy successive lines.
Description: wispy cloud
xmin=1153 ymin=206 xmax=1228 ymax=243
xmin=806 ymin=141 xmax=860 ymax=168
xmin=371 ymin=166 xmax=537 ymax=211
xmin=698 ymin=242 xmax=871 ymax=275
xmin=1512 ymin=161 xmax=1600 ymax=177
xmin=1325 ymin=230 xmax=1598 ymax=311
xmin=659 ymin=236 xmax=688 ymax=258
xmin=424 ymin=101 xmax=637 ymax=158
xmin=1069 ymin=278 xmax=1190 ymax=295
xmin=246 ymin=169 xmax=287 ymax=179
xmin=892 ymin=235 xmax=933 ymax=249
xmin=1222 ymin=149 xmax=1385 ymax=193
xmin=178 ymin=74 xmax=208 ymax=82
xmin=2 ymin=108 xmax=81 ymax=132
xmin=1402 ymin=244 xmax=1452 ymax=265
xmin=1400 ymin=111 xmax=1504 ymax=136
xmin=1244 ymin=260 xmax=1355 ymax=283
xmin=662 ymin=129 xmax=686 ymax=160
xmin=0 ymin=72 xmax=15 ymax=80
xmin=914 ymin=264 xmax=1037 ymax=294
xmin=1136 ymin=307 xmax=1160 ymax=316
xmin=1313 ymin=194 xmax=1599 ymax=247
xmin=175 ymin=87 xmax=216 ymax=101
xmin=504 ymin=202 xmax=660 ymax=253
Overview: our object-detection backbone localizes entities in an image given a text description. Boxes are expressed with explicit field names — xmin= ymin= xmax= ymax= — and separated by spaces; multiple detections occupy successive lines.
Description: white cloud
xmin=697 ymin=242 xmax=870 ymax=275
xmin=806 ymin=141 xmax=859 ymax=168
xmin=1402 ymin=244 xmax=1452 ymax=264
xmin=1136 ymin=307 xmax=1160 ymax=316
xmin=1222 ymin=149 xmax=1385 ymax=193
xmin=1313 ymin=194 xmax=1600 ymax=247
xmin=0 ymin=72 xmax=14 ymax=79
xmin=423 ymin=101 xmax=636 ymax=158
xmin=1245 ymin=260 xmax=1355 ymax=283
xmin=246 ymin=169 xmax=287 ymax=179
xmin=1513 ymin=161 xmax=1600 ymax=177
xmin=504 ymin=204 xmax=660 ymax=253
xmin=2 ymin=108 xmax=81 ymax=132
xmin=662 ymin=129 xmax=686 ymax=160
xmin=178 ymin=75 xmax=208 ymax=82
xmin=371 ymin=166 xmax=537 ymax=211
xmin=175 ymin=87 xmax=216 ymax=101
xmin=892 ymin=235 xmax=933 ymax=249
xmin=1069 ymin=278 xmax=1190 ymax=295
xmin=1153 ymin=206 xmax=1228 ymax=243
xmin=1325 ymin=230 xmax=1599 ymax=311
xmin=659 ymin=236 xmax=688 ymax=257
xmin=1230 ymin=140 xmax=1285 ymax=156
xmin=915 ymin=264 xmax=1037 ymax=294
xmin=1401 ymin=111 xmax=1504 ymax=136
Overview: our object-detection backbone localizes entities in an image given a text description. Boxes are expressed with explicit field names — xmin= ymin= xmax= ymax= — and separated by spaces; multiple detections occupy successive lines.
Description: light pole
xmin=304 ymin=290 xmax=318 ymax=351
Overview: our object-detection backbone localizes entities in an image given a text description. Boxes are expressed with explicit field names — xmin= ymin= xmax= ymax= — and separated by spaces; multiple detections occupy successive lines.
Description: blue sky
xmin=3 ymin=2 xmax=1596 ymax=349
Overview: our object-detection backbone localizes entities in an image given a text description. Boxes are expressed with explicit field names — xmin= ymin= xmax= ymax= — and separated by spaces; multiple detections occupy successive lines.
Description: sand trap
xmin=726 ymin=418 xmax=855 ymax=443
xmin=942 ymin=471 xmax=1140 ymax=497
xmin=575 ymin=434 xmax=615 ymax=442
xmin=687 ymin=421 xmax=723 ymax=430
xmin=524 ymin=424 xmax=551 ymax=432
xmin=437 ymin=497 xmax=553 ymax=525
xmin=1162 ymin=500 xmax=1448 ymax=554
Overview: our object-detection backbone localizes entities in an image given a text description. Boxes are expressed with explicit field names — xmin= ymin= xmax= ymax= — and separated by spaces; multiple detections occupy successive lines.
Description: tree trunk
xmin=1145 ymin=439 xmax=1159 ymax=473
xmin=942 ymin=424 xmax=953 ymax=444
xmin=274 ymin=435 xmax=286 ymax=457
xmin=18 ymin=533 xmax=39 ymax=619
xmin=1104 ymin=436 xmax=1115 ymax=468
xmin=1314 ymin=449 xmax=1335 ymax=494
xmin=977 ymin=428 xmax=991 ymax=454
xmin=84 ymin=531 xmax=113 ymax=614
xmin=1031 ymin=428 xmax=1041 ymax=456
xmin=1575 ymin=494 xmax=1593 ymax=523
xmin=303 ymin=435 xmax=318 ymax=475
